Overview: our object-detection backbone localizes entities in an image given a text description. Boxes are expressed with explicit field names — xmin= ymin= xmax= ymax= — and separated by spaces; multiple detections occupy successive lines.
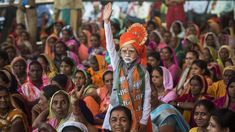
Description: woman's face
xmin=51 ymin=93 xmax=69 ymax=119
xmin=104 ymin=73 xmax=113 ymax=90
xmin=160 ymin=48 xmax=172 ymax=61
xmin=228 ymin=82 xmax=235 ymax=99
xmin=149 ymin=32 xmax=160 ymax=43
xmin=191 ymin=64 xmax=203 ymax=76
xmin=55 ymin=42 xmax=66 ymax=55
xmin=110 ymin=110 xmax=131 ymax=132
xmin=29 ymin=64 xmax=43 ymax=82
xmin=37 ymin=57 xmax=48 ymax=72
xmin=48 ymin=38 xmax=57 ymax=48
xmin=219 ymin=48 xmax=230 ymax=61
xmin=0 ymin=90 xmax=10 ymax=110
xmin=151 ymin=70 xmax=163 ymax=87
xmin=202 ymin=48 xmax=212 ymax=62
xmin=185 ymin=52 xmax=197 ymax=67
xmin=223 ymin=70 xmax=234 ymax=84
xmin=163 ymin=32 xmax=172 ymax=44
xmin=194 ymin=105 xmax=210 ymax=128
xmin=60 ymin=62 xmax=72 ymax=76
xmin=62 ymin=30 xmax=70 ymax=41
xmin=74 ymin=72 xmax=86 ymax=88
xmin=38 ymin=92 xmax=48 ymax=109
xmin=91 ymin=36 xmax=99 ymax=48
xmin=190 ymin=78 xmax=202 ymax=96
xmin=206 ymin=35 xmax=215 ymax=47
xmin=207 ymin=116 xmax=226 ymax=132
xmin=147 ymin=56 xmax=159 ymax=68
xmin=79 ymin=32 xmax=87 ymax=44
xmin=173 ymin=22 xmax=181 ymax=34
xmin=13 ymin=60 xmax=26 ymax=75
xmin=188 ymin=25 xmax=197 ymax=35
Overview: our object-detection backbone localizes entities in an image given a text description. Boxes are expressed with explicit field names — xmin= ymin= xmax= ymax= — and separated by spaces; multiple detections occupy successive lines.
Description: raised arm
xmin=103 ymin=3 xmax=120 ymax=70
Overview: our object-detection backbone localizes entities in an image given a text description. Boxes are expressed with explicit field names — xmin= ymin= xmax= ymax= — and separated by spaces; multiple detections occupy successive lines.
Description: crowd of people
xmin=0 ymin=1 xmax=235 ymax=132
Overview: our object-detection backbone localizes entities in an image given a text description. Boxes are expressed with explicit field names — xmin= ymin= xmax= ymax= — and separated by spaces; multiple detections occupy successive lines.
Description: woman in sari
xmin=37 ymin=54 xmax=57 ymax=85
xmin=19 ymin=61 xmax=46 ymax=104
xmin=171 ymin=74 xmax=212 ymax=125
xmin=148 ymin=30 xmax=166 ymax=52
xmin=87 ymin=55 xmax=107 ymax=88
xmin=161 ymin=46 xmax=181 ymax=86
xmin=32 ymin=90 xmax=71 ymax=130
xmin=203 ymin=32 xmax=220 ymax=50
xmin=151 ymin=80 xmax=189 ymax=132
xmin=214 ymin=75 xmax=235 ymax=111
xmin=207 ymin=66 xmax=235 ymax=99
xmin=78 ymin=30 xmax=91 ymax=62
xmin=151 ymin=66 xmax=177 ymax=103
xmin=10 ymin=56 xmax=27 ymax=87
xmin=217 ymin=45 xmax=233 ymax=72
xmin=0 ymin=86 xmax=28 ymax=132
xmin=44 ymin=34 xmax=58 ymax=60
xmin=60 ymin=57 xmax=77 ymax=81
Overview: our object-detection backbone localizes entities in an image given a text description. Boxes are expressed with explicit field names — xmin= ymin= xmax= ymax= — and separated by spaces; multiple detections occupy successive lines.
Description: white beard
xmin=123 ymin=57 xmax=135 ymax=64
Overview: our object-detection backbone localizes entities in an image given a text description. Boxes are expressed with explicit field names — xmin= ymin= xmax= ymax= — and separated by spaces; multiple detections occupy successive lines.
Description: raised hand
xmin=103 ymin=2 xmax=112 ymax=23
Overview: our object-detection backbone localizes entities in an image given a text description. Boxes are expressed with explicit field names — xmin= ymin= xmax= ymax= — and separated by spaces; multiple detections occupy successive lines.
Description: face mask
xmin=123 ymin=57 xmax=135 ymax=64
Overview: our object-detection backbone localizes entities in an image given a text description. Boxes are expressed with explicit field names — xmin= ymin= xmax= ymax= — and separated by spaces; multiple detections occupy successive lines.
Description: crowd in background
xmin=0 ymin=0 xmax=234 ymax=132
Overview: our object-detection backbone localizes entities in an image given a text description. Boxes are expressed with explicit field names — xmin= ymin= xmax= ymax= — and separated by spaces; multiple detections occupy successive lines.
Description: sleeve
xmin=104 ymin=22 xmax=120 ymax=71
xmin=140 ymin=71 xmax=151 ymax=125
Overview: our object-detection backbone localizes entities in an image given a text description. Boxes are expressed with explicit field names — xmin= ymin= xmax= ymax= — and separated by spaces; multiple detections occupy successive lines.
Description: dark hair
xmin=147 ymin=20 xmax=157 ymax=29
xmin=74 ymin=99 xmax=94 ymax=125
xmin=111 ymin=18 xmax=121 ymax=32
xmin=61 ymin=57 xmax=75 ymax=68
xmin=211 ymin=108 xmax=235 ymax=131
xmin=227 ymin=75 xmax=235 ymax=89
xmin=191 ymin=60 xmax=211 ymax=76
xmin=55 ymin=40 xmax=68 ymax=51
xmin=189 ymin=74 xmax=207 ymax=89
xmin=43 ymin=85 xmax=61 ymax=100
xmin=225 ymin=58 xmax=233 ymax=65
xmin=147 ymin=51 xmax=161 ymax=61
xmin=62 ymin=126 xmax=82 ymax=132
xmin=38 ymin=55 xmax=49 ymax=66
xmin=195 ymin=100 xmax=215 ymax=114
xmin=110 ymin=106 xmax=132 ymax=126
xmin=51 ymin=74 xmax=68 ymax=89
xmin=152 ymin=67 xmax=163 ymax=76
xmin=186 ymin=50 xmax=199 ymax=60
xmin=91 ymin=33 xmax=100 ymax=41
xmin=29 ymin=61 xmax=43 ymax=71
xmin=102 ymin=70 xmax=113 ymax=82
xmin=0 ymin=69 xmax=18 ymax=93
xmin=163 ymin=46 xmax=173 ymax=55
xmin=0 ymin=50 xmax=9 ymax=62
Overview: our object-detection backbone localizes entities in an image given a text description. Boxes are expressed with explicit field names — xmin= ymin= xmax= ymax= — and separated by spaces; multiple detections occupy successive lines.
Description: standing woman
xmin=151 ymin=66 xmax=177 ymax=103
xmin=161 ymin=46 xmax=181 ymax=86
xmin=165 ymin=0 xmax=185 ymax=30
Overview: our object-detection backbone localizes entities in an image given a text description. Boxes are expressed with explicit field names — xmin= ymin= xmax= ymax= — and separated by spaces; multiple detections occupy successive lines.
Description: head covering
xmin=170 ymin=20 xmax=185 ymax=39
xmin=208 ymin=17 xmax=221 ymax=34
xmin=0 ymin=69 xmax=18 ymax=93
xmin=153 ymin=17 xmax=162 ymax=28
xmin=186 ymin=23 xmax=200 ymax=38
xmin=49 ymin=90 xmax=71 ymax=127
xmin=120 ymin=23 xmax=147 ymax=65
xmin=204 ymin=32 xmax=220 ymax=49
xmin=223 ymin=66 xmax=235 ymax=75
xmin=57 ymin=121 xmax=88 ymax=132
xmin=44 ymin=34 xmax=58 ymax=60
xmin=186 ymin=34 xmax=198 ymax=44
xmin=10 ymin=56 xmax=27 ymax=74
xmin=160 ymin=66 xmax=173 ymax=90
xmin=218 ymin=45 xmax=233 ymax=59
xmin=189 ymin=74 xmax=208 ymax=94
xmin=204 ymin=46 xmax=218 ymax=62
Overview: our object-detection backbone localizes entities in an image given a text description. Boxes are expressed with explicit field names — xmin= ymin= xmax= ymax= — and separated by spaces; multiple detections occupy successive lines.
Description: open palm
xmin=103 ymin=2 xmax=112 ymax=21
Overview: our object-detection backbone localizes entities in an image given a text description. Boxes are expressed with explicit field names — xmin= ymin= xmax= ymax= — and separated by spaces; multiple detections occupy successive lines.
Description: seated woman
xmin=109 ymin=106 xmax=133 ymax=132
xmin=171 ymin=74 xmax=212 ymax=124
xmin=37 ymin=54 xmax=57 ymax=85
xmin=60 ymin=57 xmax=77 ymax=85
xmin=0 ymin=86 xmax=28 ymax=132
xmin=177 ymin=60 xmax=213 ymax=97
xmin=32 ymin=90 xmax=71 ymax=130
xmin=151 ymin=66 xmax=177 ymax=103
xmin=217 ymin=45 xmax=233 ymax=72
xmin=147 ymin=51 xmax=162 ymax=73
xmin=11 ymin=56 xmax=27 ymax=87
xmin=19 ymin=61 xmax=46 ymax=104
xmin=189 ymin=100 xmax=215 ymax=132
xmin=160 ymin=46 xmax=181 ymax=86
xmin=207 ymin=66 xmax=235 ymax=99
xmin=31 ymin=85 xmax=61 ymax=122
xmin=151 ymin=83 xmax=189 ymax=132
xmin=87 ymin=55 xmax=107 ymax=88
xmin=51 ymin=74 xmax=75 ymax=93
xmin=207 ymin=108 xmax=235 ymax=132
xmin=214 ymin=75 xmax=235 ymax=111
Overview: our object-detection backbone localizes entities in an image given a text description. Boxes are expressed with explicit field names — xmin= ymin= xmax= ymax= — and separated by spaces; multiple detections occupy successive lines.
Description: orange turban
xmin=119 ymin=23 xmax=147 ymax=65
